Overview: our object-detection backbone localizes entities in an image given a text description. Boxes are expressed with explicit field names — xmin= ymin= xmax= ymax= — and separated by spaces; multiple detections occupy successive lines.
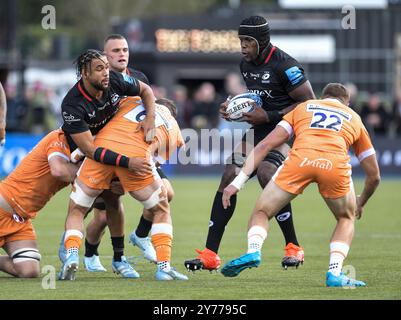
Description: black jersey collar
xmin=253 ymin=43 xmax=275 ymax=66
xmin=77 ymin=79 xmax=94 ymax=102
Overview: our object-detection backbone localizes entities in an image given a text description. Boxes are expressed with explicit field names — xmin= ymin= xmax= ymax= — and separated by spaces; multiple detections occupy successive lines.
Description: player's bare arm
xmin=356 ymin=154 xmax=381 ymax=219
xmin=70 ymin=130 xmax=152 ymax=174
xmin=0 ymin=82 xmax=7 ymax=145
xmin=137 ymin=80 xmax=156 ymax=143
xmin=222 ymin=126 xmax=290 ymax=209
xmin=283 ymin=80 xmax=315 ymax=114
xmin=48 ymin=156 xmax=80 ymax=183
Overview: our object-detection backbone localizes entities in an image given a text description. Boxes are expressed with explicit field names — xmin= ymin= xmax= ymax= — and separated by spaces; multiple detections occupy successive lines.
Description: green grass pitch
xmin=1 ymin=178 xmax=400 ymax=300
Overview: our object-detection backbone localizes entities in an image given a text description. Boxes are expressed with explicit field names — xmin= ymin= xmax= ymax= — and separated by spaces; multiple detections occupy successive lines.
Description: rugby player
xmin=221 ymin=83 xmax=380 ymax=287
xmin=59 ymin=97 xmax=187 ymax=281
xmin=0 ymin=129 xmax=78 ymax=278
xmin=185 ymin=16 xmax=315 ymax=272
xmin=59 ymin=49 xmax=156 ymax=278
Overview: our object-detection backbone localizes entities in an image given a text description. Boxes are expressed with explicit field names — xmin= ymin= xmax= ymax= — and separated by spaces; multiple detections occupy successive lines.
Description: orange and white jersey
xmin=0 ymin=129 xmax=71 ymax=219
xmin=95 ymin=96 xmax=184 ymax=161
xmin=278 ymin=98 xmax=375 ymax=162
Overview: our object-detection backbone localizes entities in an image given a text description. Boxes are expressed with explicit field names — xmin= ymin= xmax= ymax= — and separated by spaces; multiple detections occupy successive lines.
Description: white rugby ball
xmin=226 ymin=93 xmax=262 ymax=121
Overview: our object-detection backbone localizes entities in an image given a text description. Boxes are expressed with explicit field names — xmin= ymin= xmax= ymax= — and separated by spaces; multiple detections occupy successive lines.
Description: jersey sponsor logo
xmin=62 ymin=112 xmax=81 ymax=123
xmin=285 ymin=66 xmax=304 ymax=86
xmin=249 ymin=89 xmax=274 ymax=99
xmin=299 ymin=157 xmax=333 ymax=171
xmin=250 ymin=72 xmax=260 ymax=80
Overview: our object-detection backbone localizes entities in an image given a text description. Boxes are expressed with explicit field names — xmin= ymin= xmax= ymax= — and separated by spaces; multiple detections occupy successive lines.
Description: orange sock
xmin=151 ymin=233 xmax=172 ymax=262
xmin=64 ymin=230 xmax=83 ymax=251
xmin=151 ymin=223 xmax=173 ymax=263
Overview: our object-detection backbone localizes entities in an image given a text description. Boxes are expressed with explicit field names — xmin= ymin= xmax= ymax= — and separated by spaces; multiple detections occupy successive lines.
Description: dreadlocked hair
xmin=74 ymin=49 xmax=105 ymax=79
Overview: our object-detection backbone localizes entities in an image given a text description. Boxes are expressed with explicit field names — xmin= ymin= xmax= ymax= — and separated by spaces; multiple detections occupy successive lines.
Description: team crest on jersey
xmin=111 ymin=93 xmax=120 ymax=105
xmin=262 ymin=72 xmax=270 ymax=83
xmin=13 ymin=213 xmax=25 ymax=223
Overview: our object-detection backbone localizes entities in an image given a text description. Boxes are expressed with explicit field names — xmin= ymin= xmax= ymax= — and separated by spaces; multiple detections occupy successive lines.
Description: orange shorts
xmin=0 ymin=208 xmax=36 ymax=248
xmin=78 ymin=142 xmax=156 ymax=192
xmin=273 ymin=149 xmax=352 ymax=199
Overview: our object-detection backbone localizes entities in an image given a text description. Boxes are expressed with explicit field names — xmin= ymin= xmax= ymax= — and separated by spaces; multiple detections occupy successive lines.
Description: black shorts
xmin=228 ymin=126 xmax=290 ymax=178
xmin=241 ymin=126 xmax=293 ymax=147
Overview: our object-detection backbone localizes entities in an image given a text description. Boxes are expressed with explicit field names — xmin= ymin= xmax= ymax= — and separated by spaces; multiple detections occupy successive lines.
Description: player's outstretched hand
xmin=242 ymin=105 xmax=268 ymax=125
xmin=355 ymin=195 xmax=363 ymax=219
xmin=219 ymin=96 xmax=231 ymax=121
xmin=138 ymin=115 xmax=156 ymax=144
xmin=128 ymin=157 xmax=152 ymax=175
xmin=222 ymin=184 xmax=239 ymax=209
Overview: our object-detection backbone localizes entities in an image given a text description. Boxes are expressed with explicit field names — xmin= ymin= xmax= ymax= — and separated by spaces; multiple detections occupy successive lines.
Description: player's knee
xmin=256 ymin=164 xmax=276 ymax=188
xmin=94 ymin=209 xmax=108 ymax=225
xmin=218 ymin=164 xmax=239 ymax=191
xmin=141 ymin=186 xmax=169 ymax=214
xmin=70 ymin=181 xmax=97 ymax=209
xmin=12 ymin=248 xmax=41 ymax=278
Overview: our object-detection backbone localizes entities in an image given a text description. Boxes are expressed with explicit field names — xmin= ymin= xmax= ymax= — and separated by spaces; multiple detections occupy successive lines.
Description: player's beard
xmin=93 ymin=80 xmax=109 ymax=91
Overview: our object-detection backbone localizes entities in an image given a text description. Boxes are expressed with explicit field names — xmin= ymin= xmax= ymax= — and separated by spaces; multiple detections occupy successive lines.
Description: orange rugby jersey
xmin=278 ymin=98 xmax=375 ymax=161
xmin=95 ymin=96 xmax=184 ymax=161
xmin=0 ymin=129 xmax=71 ymax=219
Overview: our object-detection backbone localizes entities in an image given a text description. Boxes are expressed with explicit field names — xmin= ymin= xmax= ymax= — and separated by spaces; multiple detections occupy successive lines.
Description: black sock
xmin=84 ymin=239 xmax=100 ymax=257
xmin=275 ymin=203 xmax=299 ymax=246
xmin=205 ymin=191 xmax=237 ymax=253
xmin=111 ymin=236 xmax=124 ymax=262
xmin=135 ymin=215 xmax=153 ymax=238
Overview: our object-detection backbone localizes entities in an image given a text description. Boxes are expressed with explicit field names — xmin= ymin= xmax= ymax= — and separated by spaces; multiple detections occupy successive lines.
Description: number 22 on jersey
xmin=307 ymin=104 xmax=352 ymax=132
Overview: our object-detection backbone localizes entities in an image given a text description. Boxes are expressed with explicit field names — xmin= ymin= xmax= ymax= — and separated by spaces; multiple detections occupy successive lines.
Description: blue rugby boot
xmin=83 ymin=255 xmax=107 ymax=272
xmin=111 ymin=256 xmax=140 ymax=278
xmin=326 ymin=271 xmax=366 ymax=287
xmin=221 ymin=251 xmax=261 ymax=277
xmin=156 ymin=267 xmax=189 ymax=281
xmin=129 ymin=232 xmax=157 ymax=263
xmin=58 ymin=250 xmax=79 ymax=281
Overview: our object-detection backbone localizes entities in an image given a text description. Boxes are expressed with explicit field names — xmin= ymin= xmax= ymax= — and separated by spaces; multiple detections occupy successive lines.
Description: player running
xmin=221 ymin=83 xmax=380 ymax=287
xmin=185 ymin=15 xmax=315 ymax=272
xmin=59 ymin=97 xmax=187 ymax=281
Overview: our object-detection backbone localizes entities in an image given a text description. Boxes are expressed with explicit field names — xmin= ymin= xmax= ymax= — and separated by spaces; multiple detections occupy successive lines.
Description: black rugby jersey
xmin=126 ymin=67 xmax=150 ymax=85
xmin=240 ymin=44 xmax=307 ymax=132
xmin=61 ymin=70 xmax=140 ymax=140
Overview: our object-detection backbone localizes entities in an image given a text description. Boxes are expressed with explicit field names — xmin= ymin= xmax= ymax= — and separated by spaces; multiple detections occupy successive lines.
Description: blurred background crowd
xmin=1 ymin=0 xmax=401 ymax=138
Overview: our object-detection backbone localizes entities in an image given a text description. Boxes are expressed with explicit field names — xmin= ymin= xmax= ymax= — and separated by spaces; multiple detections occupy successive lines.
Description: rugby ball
xmin=226 ymin=93 xmax=262 ymax=121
